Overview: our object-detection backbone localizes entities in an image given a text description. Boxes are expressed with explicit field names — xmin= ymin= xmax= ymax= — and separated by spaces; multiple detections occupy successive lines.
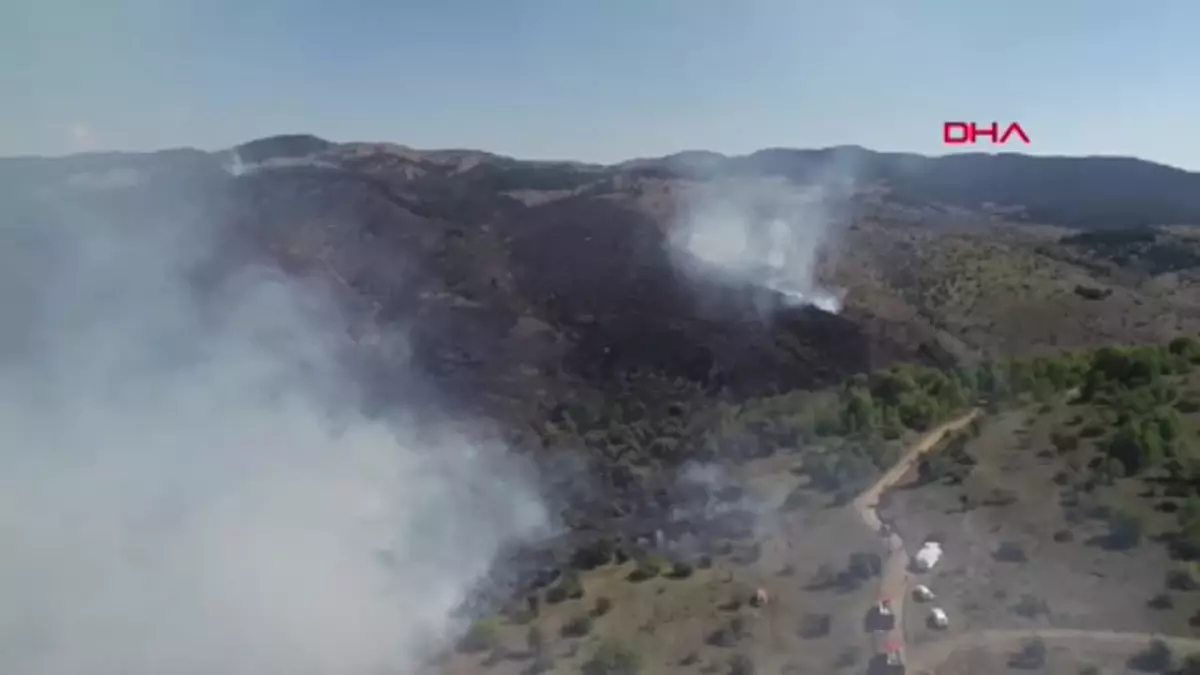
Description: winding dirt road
xmin=851 ymin=410 xmax=982 ymax=664
xmin=849 ymin=409 xmax=1200 ymax=673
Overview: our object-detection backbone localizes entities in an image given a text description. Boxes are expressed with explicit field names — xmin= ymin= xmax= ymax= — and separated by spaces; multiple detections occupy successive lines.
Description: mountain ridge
xmin=8 ymin=134 xmax=1200 ymax=428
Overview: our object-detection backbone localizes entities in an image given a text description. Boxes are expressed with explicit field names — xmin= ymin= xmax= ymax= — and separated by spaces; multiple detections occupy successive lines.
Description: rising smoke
xmin=666 ymin=160 xmax=857 ymax=316
xmin=0 ymin=170 xmax=548 ymax=675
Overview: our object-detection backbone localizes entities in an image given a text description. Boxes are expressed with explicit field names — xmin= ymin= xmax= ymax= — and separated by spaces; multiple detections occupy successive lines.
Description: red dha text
xmin=943 ymin=122 xmax=1030 ymax=146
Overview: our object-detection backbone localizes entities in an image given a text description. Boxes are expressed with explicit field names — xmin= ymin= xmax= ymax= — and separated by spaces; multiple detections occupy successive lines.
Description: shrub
xmin=593 ymin=596 xmax=613 ymax=617
xmin=547 ymin=571 xmax=584 ymax=603
xmin=847 ymin=551 xmax=883 ymax=579
xmin=572 ymin=538 xmax=616 ymax=570
xmin=561 ymin=614 xmax=594 ymax=638
xmin=582 ymin=640 xmax=642 ymax=675
xmin=1106 ymin=511 xmax=1144 ymax=549
xmin=1008 ymin=638 xmax=1047 ymax=669
xmin=1011 ymin=594 xmax=1049 ymax=619
xmin=1148 ymin=593 xmax=1174 ymax=610
xmin=799 ymin=612 xmax=832 ymax=638
xmin=1128 ymin=639 xmax=1174 ymax=672
xmin=1052 ymin=432 xmax=1080 ymax=452
xmin=728 ymin=652 xmax=755 ymax=675
xmin=459 ymin=618 xmax=501 ymax=654
xmin=668 ymin=560 xmax=695 ymax=579
xmin=706 ymin=618 xmax=747 ymax=647
xmin=1167 ymin=567 xmax=1200 ymax=591
xmin=628 ymin=557 xmax=663 ymax=582
xmin=994 ymin=541 xmax=1028 ymax=562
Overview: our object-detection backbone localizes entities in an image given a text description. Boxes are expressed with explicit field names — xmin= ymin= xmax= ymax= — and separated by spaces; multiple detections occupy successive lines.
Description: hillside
xmin=11 ymin=137 xmax=1200 ymax=674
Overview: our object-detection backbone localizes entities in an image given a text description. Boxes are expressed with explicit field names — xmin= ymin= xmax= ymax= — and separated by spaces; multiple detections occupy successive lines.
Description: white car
xmin=914 ymin=541 xmax=943 ymax=571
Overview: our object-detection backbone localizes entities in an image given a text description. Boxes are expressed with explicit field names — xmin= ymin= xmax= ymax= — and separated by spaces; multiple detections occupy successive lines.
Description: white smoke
xmin=0 ymin=179 xmax=548 ymax=675
xmin=667 ymin=173 xmax=849 ymax=315
xmin=223 ymin=149 xmax=247 ymax=176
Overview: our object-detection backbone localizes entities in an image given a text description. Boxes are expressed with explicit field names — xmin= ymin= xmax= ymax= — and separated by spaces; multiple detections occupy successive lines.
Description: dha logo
xmin=943 ymin=122 xmax=1030 ymax=146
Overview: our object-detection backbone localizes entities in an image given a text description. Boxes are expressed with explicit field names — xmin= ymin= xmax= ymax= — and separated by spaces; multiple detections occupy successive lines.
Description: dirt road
xmin=851 ymin=407 xmax=1200 ymax=673
xmin=851 ymin=410 xmax=982 ymax=662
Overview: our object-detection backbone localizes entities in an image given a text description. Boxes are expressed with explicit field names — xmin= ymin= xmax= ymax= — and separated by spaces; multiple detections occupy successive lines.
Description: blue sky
xmin=3 ymin=0 xmax=1199 ymax=168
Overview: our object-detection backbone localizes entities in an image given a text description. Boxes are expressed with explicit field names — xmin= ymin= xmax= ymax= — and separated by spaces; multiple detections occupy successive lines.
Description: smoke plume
xmin=0 ymin=170 xmax=548 ymax=675
xmin=666 ymin=163 xmax=856 ymax=316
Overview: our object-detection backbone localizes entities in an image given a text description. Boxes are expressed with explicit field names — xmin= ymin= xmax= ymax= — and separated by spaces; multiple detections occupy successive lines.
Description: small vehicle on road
xmin=870 ymin=634 xmax=905 ymax=674
xmin=868 ymin=597 xmax=897 ymax=632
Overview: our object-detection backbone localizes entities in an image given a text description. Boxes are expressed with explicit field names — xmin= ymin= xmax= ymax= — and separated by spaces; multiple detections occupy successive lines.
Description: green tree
xmin=839 ymin=390 xmax=878 ymax=435
xmin=583 ymin=640 xmax=642 ymax=675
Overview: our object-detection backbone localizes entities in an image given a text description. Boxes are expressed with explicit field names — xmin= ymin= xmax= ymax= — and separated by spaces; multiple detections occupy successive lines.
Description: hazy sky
xmin=4 ymin=0 xmax=1198 ymax=167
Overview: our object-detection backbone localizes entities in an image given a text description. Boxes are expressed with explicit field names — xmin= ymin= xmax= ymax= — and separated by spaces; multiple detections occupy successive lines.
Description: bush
xmin=847 ymin=551 xmax=883 ymax=580
xmin=1128 ymin=639 xmax=1174 ymax=672
xmin=572 ymin=538 xmax=616 ymax=570
xmin=1176 ymin=398 xmax=1200 ymax=413
xmin=547 ymin=571 xmax=584 ymax=603
xmin=1147 ymin=593 xmax=1174 ymax=610
xmin=728 ymin=653 xmax=755 ymax=675
xmin=1009 ymin=638 xmax=1047 ymax=669
xmin=799 ymin=612 xmax=832 ymax=638
xmin=628 ymin=556 xmax=663 ymax=582
xmin=582 ymin=640 xmax=642 ymax=675
xmin=459 ymin=618 xmax=501 ymax=654
xmin=593 ymin=596 xmax=613 ymax=617
xmin=1167 ymin=567 xmax=1200 ymax=591
xmin=561 ymin=614 xmax=594 ymax=638
xmin=1106 ymin=511 xmax=1144 ymax=549
xmin=668 ymin=560 xmax=695 ymax=579
xmin=1011 ymin=594 xmax=1049 ymax=619
xmin=994 ymin=541 xmax=1028 ymax=562
xmin=1052 ymin=432 xmax=1080 ymax=452
xmin=706 ymin=618 xmax=747 ymax=647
